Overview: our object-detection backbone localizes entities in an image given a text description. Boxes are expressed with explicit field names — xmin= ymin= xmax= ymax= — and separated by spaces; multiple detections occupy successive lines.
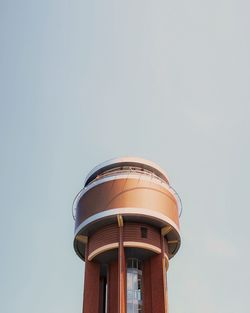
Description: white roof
xmin=84 ymin=156 xmax=169 ymax=186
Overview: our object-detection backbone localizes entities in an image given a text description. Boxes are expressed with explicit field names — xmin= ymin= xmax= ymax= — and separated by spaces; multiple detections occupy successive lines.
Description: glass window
xmin=141 ymin=227 xmax=148 ymax=238
xmin=127 ymin=258 xmax=143 ymax=313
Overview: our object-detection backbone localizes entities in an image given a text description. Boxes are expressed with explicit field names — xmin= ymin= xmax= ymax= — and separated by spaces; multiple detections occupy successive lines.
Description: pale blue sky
xmin=0 ymin=1 xmax=250 ymax=312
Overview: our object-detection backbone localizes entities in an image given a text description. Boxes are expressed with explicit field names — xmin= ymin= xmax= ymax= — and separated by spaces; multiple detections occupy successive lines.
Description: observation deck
xmin=73 ymin=157 xmax=182 ymax=262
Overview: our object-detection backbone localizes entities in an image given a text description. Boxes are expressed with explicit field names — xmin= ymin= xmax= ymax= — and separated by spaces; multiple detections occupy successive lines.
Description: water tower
xmin=73 ymin=157 xmax=182 ymax=313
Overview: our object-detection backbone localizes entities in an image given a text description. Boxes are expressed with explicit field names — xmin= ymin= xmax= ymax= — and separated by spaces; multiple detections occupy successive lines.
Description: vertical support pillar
xmin=118 ymin=215 xmax=126 ymax=313
xmin=148 ymin=233 xmax=169 ymax=313
xmin=82 ymin=242 xmax=100 ymax=313
xmin=161 ymin=234 xmax=168 ymax=313
xmin=150 ymin=253 xmax=166 ymax=313
xmin=107 ymin=261 xmax=118 ymax=313
xmin=142 ymin=259 xmax=152 ymax=313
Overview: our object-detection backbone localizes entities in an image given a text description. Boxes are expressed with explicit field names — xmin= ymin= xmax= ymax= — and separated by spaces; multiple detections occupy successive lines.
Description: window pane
xmin=127 ymin=303 xmax=133 ymax=313
xmin=127 ymin=272 xmax=133 ymax=290
xmin=141 ymin=227 xmax=148 ymax=238
xmin=126 ymin=258 xmax=143 ymax=313
xmin=127 ymin=290 xmax=133 ymax=301
xmin=127 ymin=259 xmax=133 ymax=269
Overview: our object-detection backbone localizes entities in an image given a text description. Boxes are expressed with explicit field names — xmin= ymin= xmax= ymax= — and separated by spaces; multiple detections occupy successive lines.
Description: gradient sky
xmin=1 ymin=1 xmax=250 ymax=313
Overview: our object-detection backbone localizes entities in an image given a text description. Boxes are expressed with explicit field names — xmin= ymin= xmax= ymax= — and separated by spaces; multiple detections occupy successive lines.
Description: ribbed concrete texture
xmin=72 ymin=157 xmax=182 ymax=313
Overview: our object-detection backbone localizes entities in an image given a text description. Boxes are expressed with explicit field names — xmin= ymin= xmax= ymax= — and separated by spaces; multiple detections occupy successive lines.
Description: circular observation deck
xmin=73 ymin=157 xmax=182 ymax=261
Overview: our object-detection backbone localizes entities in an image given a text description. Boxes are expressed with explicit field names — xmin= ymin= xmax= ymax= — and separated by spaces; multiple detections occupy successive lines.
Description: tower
xmin=73 ymin=157 xmax=182 ymax=313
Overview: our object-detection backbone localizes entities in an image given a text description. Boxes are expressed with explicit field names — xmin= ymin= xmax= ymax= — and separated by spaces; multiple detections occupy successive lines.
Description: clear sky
xmin=0 ymin=1 xmax=249 ymax=313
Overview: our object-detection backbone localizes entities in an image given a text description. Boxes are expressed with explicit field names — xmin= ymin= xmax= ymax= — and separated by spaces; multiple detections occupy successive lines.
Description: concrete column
xmin=82 ymin=243 xmax=100 ymax=313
